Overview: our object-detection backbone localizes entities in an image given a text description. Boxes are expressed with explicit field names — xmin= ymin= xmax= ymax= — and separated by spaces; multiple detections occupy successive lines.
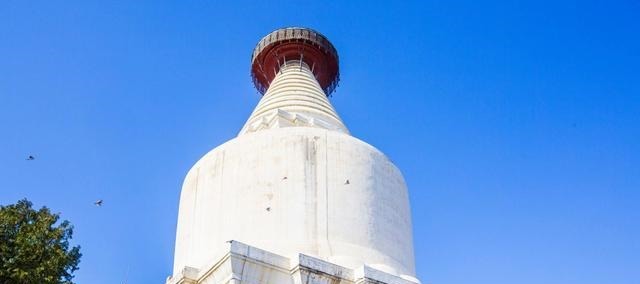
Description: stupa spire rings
xmin=251 ymin=27 xmax=340 ymax=96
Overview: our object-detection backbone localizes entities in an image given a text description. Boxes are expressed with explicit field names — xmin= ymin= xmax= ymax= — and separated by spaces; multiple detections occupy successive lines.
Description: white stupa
xmin=168 ymin=27 xmax=419 ymax=284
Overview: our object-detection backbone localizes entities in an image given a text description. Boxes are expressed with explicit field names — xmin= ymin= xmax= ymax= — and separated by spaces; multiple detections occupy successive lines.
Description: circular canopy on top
xmin=251 ymin=27 xmax=340 ymax=96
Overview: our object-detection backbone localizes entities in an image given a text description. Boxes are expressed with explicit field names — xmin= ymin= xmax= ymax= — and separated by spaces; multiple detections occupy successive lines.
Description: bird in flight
xmin=26 ymin=155 xmax=35 ymax=160
xmin=94 ymin=199 xmax=103 ymax=207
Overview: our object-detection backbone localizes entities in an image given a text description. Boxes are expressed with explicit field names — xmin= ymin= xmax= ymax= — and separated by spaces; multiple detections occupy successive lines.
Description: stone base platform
xmin=167 ymin=241 xmax=420 ymax=284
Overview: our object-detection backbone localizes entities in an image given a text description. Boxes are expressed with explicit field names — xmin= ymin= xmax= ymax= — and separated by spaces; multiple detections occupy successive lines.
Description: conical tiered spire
xmin=239 ymin=61 xmax=348 ymax=136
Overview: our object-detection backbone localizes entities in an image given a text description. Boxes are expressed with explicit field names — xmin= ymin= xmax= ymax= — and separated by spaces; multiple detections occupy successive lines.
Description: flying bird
xmin=94 ymin=199 xmax=103 ymax=207
xmin=344 ymin=179 xmax=350 ymax=185
xmin=26 ymin=155 xmax=35 ymax=160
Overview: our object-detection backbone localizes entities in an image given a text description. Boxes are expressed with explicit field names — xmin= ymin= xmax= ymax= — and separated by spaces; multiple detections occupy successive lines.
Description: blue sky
xmin=1 ymin=1 xmax=639 ymax=283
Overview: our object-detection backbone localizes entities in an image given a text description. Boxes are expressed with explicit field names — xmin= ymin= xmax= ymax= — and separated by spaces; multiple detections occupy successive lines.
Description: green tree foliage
xmin=0 ymin=199 xmax=81 ymax=284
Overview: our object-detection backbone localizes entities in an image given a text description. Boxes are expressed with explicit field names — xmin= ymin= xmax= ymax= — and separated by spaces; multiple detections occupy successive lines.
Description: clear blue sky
xmin=1 ymin=1 xmax=639 ymax=283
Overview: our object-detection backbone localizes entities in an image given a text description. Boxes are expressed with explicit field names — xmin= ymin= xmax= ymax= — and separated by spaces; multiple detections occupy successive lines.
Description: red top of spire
xmin=251 ymin=27 xmax=340 ymax=96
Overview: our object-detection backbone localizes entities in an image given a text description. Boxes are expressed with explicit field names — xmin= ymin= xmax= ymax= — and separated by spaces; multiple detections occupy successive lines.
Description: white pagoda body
xmin=167 ymin=28 xmax=419 ymax=284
